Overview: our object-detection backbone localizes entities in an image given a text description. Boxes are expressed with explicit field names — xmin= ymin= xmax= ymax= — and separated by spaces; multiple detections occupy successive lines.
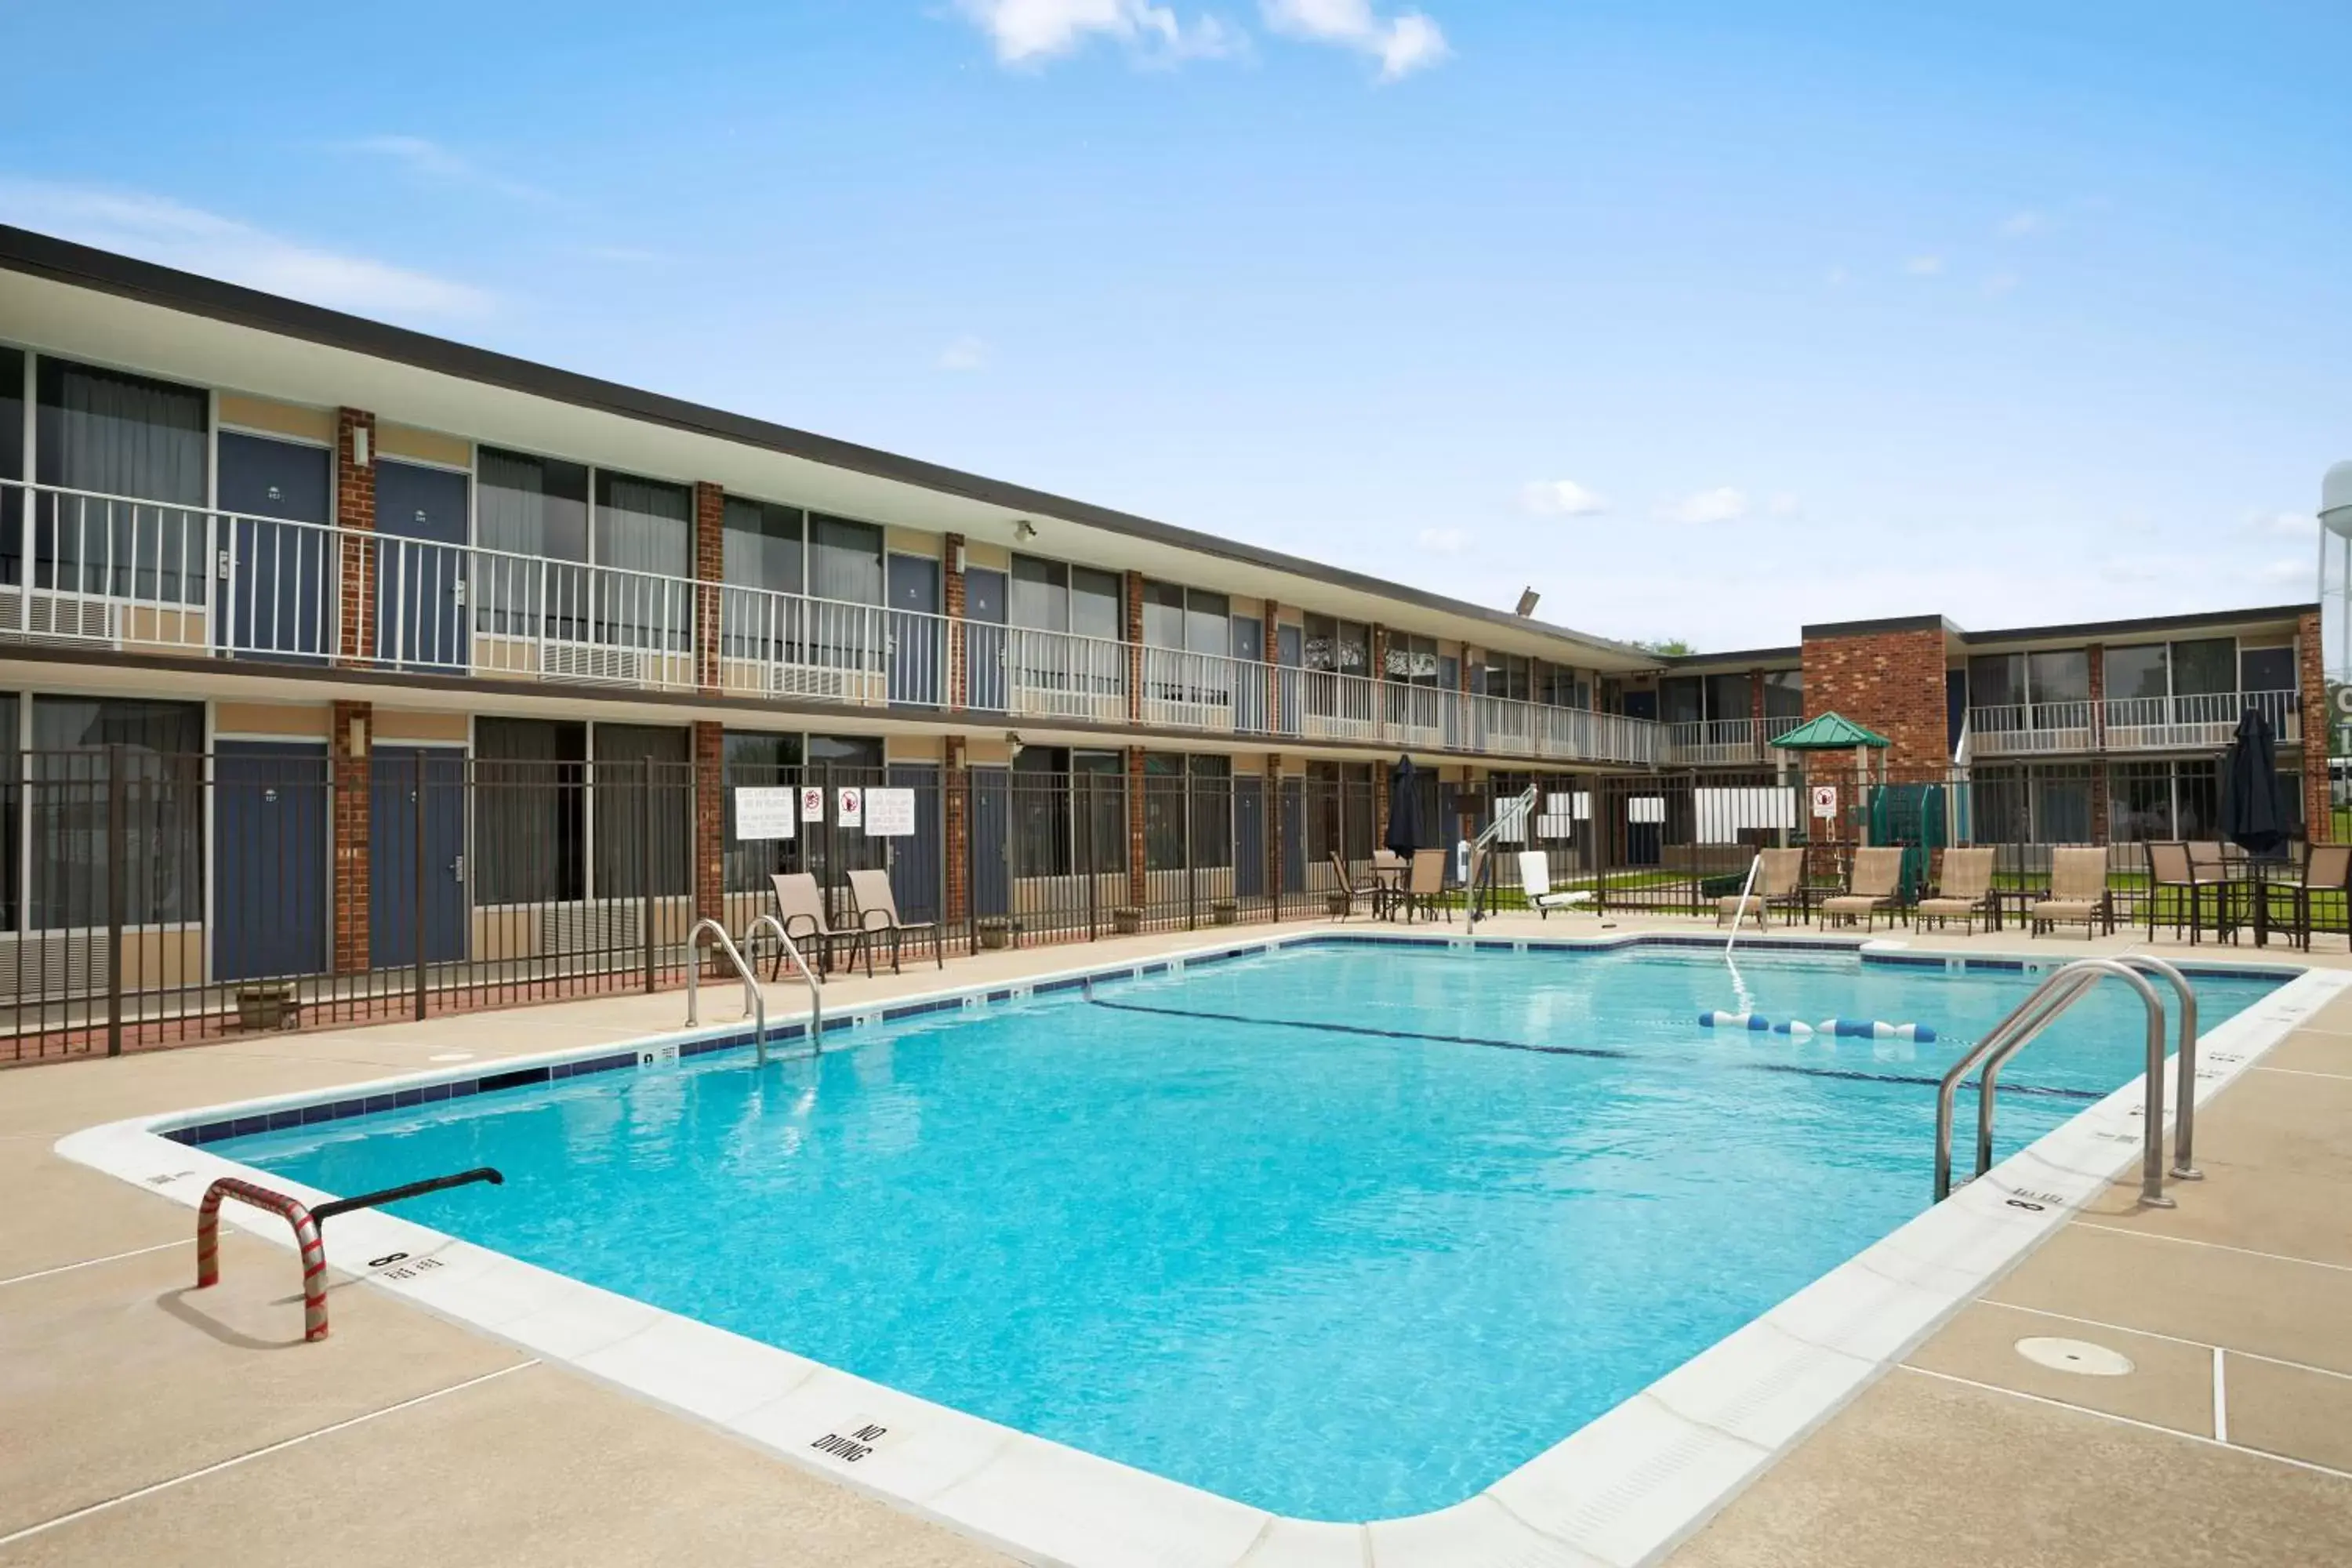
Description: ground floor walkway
xmin=4 ymin=915 xmax=2347 ymax=1566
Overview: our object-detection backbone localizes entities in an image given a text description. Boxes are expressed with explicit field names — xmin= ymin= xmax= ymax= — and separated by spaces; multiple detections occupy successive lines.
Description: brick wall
xmin=1127 ymin=746 xmax=1147 ymax=907
xmin=2300 ymin=610 xmax=2330 ymax=841
xmin=944 ymin=735 xmax=970 ymax=922
xmin=1265 ymin=753 xmax=1283 ymax=903
xmin=692 ymin=482 xmax=724 ymax=695
xmin=2086 ymin=644 xmax=2108 ymax=845
xmin=1124 ymin=571 xmax=1146 ymax=724
xmin=1800 ymin=626 xmax=1951 ymax=773
xmin=331 ymin=699 xmax=372 ymax=974
xmin=692 ymin=720 xmax=724 ymax=925
xmin=333 ymin=408 xmax=376 ymax=666
xmin=943 ymin=534 xmax=967 ymax=710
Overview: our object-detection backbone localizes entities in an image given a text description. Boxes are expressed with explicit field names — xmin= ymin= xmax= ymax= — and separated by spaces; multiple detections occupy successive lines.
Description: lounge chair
xmin=1518 ymin=851 xmax=1594 ymax=917
xmin=1717 ymin=848 xmax=1805 ymax=929
xmin=1914 ymin=847 xmax=1997 ymax=935
xmin=1399 ymin=848 xmax=1451 ymax=924
xmin=2030 ymin=847 xmax=2114 ymax=937
xmin=847 ymin=867 xmax=942 ymax=974
xmin=2285 ymin=844 xmax=2352 ymax=953
xmin=768 ymin=872 xmax=861 ymax=980
xmin=1819 ymin=847 xmax=1905 ymax=931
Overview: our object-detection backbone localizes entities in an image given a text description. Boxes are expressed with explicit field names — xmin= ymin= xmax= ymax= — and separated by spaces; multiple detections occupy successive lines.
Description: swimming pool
xmin=184 ymin=938 xmax=2286 ymax=1523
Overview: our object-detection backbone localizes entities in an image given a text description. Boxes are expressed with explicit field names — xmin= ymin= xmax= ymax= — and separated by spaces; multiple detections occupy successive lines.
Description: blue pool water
xmin=216 ymin=942 xmax=2283 ymax=1520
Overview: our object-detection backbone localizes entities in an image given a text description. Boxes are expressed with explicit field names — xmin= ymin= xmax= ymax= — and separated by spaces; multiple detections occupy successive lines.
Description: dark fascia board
xmin=1660 ymin=645 xmax=1802 ymax=670
xmin=1799 ymin=614 xmax=1958 ymax=640
xmin=1955 ymin=602 xmax=2319 ymax=646
xmin=0 ymin=224 xmax=1654 ymax=668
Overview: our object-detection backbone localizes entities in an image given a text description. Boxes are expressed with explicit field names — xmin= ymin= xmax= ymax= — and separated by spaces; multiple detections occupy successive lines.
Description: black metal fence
xmin=0 ymin=752 xmax=2315 ymax=1065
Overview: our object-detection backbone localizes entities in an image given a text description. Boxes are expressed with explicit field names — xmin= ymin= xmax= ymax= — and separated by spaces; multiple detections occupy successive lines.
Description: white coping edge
xmin=54 ymin=931 xmax=2346 ymax=1568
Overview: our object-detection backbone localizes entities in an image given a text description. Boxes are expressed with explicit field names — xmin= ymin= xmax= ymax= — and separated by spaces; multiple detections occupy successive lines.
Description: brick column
xmin=1263 ymin=604 xmax=1282 ymax=735
xmin=943 ymin=534 xmax=967 ymax=710
xmin=2085 ymin=643 xmax=2108 ymax=844
xmin=1751 ymin=670 xmax=1766 ymax=724
xmin=2300 ymin=610 xmax=2330 ymax=840
xmin=1371 ymin=625 xmax=1391 ymax=749
xmin=1125 ymin=571 xmax=1146 ymax=724
xmin=333 ymin=408 xmax=376 ymax=666
xmin=692 ymin=483 xmax=724 ymax=696
xmin=693 ymin=720 xmax=725 ymax=926
xmin=944 ymin=735 xmax=971 ymax=922
xmin=331 ymin=699 xmax=372 ymax=975
xmin=1265 ymin=753 xmax=1284 ymax=907
xmin=1127 ymin=746 xmax=1148 ymax=907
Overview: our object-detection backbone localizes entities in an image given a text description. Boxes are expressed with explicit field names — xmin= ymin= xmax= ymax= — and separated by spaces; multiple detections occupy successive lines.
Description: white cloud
xmin=2251 ymin=557 xmax=2314 ymax=587
xmin=340 ymin=135 xmax=552 ymax=202
xmin=1998 ymin=209 xmax=2042 ymax=237
xmin=0 ymin=180 xmax=491 ymax=318
xmin=2249 ymin=509 xmax=2318 ymax=537
xmin=956 ymin=0 xmax=1240 ymax=65
xmin=938 ymin=334 xmax=990 ymax=371
xmin=1904 ymin=254 xmax=1944 ymax=276
xmin=1261 ymin=0 xmax=1448 ymax=79
xmin=1518 ymin=478 xmax=1606 ymax=517
xmin=1417 ymin=525 xmax=1468 ymax=554
xmin=1657 ymin=487 xmax=1748 ymax=525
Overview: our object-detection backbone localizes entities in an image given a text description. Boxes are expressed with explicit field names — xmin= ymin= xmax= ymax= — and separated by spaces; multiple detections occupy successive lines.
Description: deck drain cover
xmin=2016 ymin=1336 xmax=2134 ymax=1377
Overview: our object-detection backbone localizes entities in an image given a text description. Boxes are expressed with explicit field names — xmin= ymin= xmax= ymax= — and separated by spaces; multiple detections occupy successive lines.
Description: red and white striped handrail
xmin=194 ymin=1176 xmax=330 ymax=1342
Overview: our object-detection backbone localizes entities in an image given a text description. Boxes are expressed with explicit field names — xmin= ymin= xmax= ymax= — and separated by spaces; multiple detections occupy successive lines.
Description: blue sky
xmin=4 ymin=1 xmax=2349 ymax=652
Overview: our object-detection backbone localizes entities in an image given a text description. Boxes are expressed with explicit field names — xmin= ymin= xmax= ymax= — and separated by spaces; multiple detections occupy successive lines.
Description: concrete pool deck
xmin=5 ymin=915 xmax=2349 ymax=1566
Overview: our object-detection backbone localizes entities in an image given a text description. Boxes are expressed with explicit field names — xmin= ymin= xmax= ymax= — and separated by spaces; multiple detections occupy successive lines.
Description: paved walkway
xmin=5 ymin=915 xmax=2347 ymax=1566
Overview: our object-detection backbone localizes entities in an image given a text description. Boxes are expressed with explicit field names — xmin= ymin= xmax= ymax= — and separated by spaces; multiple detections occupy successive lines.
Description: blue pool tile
xmin=364 ymin=1094 xmax=397 ymax=1114
xmin=420 ymin=1083 xmax=452 ymax=1102
xmin=267 ymin=1109 xmax=303 ymax=1131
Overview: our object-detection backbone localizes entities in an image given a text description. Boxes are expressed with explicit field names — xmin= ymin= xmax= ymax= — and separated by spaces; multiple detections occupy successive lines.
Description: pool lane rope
xmin=195 ymin=1176 xmax=330 ymax=1342
xmin=1698 ymin=1011 xmax=1937 ymax=1043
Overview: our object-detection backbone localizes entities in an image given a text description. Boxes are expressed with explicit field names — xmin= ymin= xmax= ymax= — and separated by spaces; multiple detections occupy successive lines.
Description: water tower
xmin=2328 ymin=462 xmax=2352 ymax=685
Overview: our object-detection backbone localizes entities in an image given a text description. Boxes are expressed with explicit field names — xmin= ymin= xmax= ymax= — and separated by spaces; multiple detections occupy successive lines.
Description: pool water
xmin=216 ymin=942 xmax=2282 ymax=1520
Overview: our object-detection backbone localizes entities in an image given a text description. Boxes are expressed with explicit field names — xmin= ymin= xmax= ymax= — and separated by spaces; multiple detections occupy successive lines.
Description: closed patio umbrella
xmin=2221 ymin=707 xmax=2287 ymax=857
xmin=1385 ymin=755 xmax=1425 ymax=856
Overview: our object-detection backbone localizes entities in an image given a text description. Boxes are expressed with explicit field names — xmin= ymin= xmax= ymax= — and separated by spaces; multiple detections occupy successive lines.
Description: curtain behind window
xmin=35 ymin=360 xmax=206 ymax=601
xmin=809 ymin=515 xmax=883 ymax=604
xmin=474 ymin=448 xmax=589 ymax=561
xmin=474 ymin=717 xmax=585 ymax=903
xmin=1071 ymin=568 xmax=1122 ymax=641
xmin=722 ymin=498 xmax=803 ymax=593
xmin=30 ymin=698 xmax=203 ymax=928
xmin=593 ymin=472 xmax=690 ymax=577
xmin=0 ymin=349 xmax=21 ymax=587
xmin=593 ymin=724 xmax=690 ymax=899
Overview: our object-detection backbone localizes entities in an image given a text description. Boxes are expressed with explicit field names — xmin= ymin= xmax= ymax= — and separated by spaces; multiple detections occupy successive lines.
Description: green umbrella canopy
xmin=1769 ymin=712 xmax=1891 ymax=751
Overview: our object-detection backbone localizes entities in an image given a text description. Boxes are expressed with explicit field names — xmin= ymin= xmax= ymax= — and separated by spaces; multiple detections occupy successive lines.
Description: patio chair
xmin=847 ymin=867 xmax=942 ymax=975
xmin=1818 ymin=847 xmax=1905 ymax=931
xmin=1914 ymin=847 xmax=1997 ymax=935
xmin=1399 ymin=848 xmax=1452 ymax=924
xmin=1518 ymin=851 xmax=1594 ymax=917
xmin=2185 ymin=840 xmax=2245 ymax=942
xmin=1327 ymin=853 xmax=1376 ymax=921
xmin=2145 ymin=841 xmax=2216 ymax=945
xmin=768 ymin=872 xmax=861 ymax=981
xmin=2030 ymin=847 xmax=2114 ymax=938
xmin=2285 ymin=844 xmax=2352 ymax=953
xmin=1717 ymin=848 xmax=1805 ymax=929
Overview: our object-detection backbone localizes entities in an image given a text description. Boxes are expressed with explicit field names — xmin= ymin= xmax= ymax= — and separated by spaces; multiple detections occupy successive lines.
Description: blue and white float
xmin=1698 ymin=1011 xmax=1935 ymax=1044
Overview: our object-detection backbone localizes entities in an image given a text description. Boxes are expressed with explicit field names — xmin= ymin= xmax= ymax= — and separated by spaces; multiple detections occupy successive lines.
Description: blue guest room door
xmin=215 ymin=432 xmax=332 ymax=660
xmin=212 ymin=740 xmax=329 ymax=982
xmin=373 ymin=460 xmax=470 ymax=671
xmin=371 ymin=746 xmax=468 ymax=970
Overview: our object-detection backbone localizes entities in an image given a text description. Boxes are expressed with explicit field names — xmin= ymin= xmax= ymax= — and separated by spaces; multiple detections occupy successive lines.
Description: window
xmin=2103 ymin=645 xmax=2168 ymax=703
xmin=1014 ymin=746 xmax=1074 ymax=877
xmin=808 ymin=514 xmax=883 ymax=606
xmin=722 ymin=731 xmax=803 ymax=893
xmin=1704 ymin=673 xmax=1751 ymax=724
xmin=592 ymin=724 xmax=689 ymax=899
xmin=722 ymin=497 xmax=804 ymax=595
xmin=2241 ymin=645 xmax=2295 ymax=694
xmin=2107 ymin=760 xmax=2175 ymax=841
xmin=1762 ymin=670 xmax=1803 ymax=720
xmin=29 ymin=697 xmax=202 ymax=930
xmin=477 ymin=448 xmax=589 ymax=562
xmin=1968 ymin=653 xmax=2024 ymax=710
xmin=1143 ymin=753 xmax=1185 ymax=871
xmin=1189 ymin=755 xmax=1232 ymax=869
xmin=1141 ymin=579 xmax=1185 ymax=648
xmin=1658 ymin=677 xmax=1703 ymax=727
xmin=1303 ymin=615 xmax=1369 ymax=676
xmin=1076 ymin=750 xmax=1127 ymax=874
xmin=1071 ymin=568 xmax=1122 ymax=640
xmin=1140 ymin=581 xmax=1229 ymax=653
xmin=1384 ymin=633 xmax=1439 ymax=684
xmin=1011 ymin=556 xmax=1069 ymax=632
xmin=33 ymin=358 xmax=208 ymax=602
xmin=1 ymin=348 xmax=22 ymax=571
xmin=593 ymin=471 xmax=689 ymax=579
xmin=2031 ymin=764 xmax=2094 ymax=842
xmin=2026 ymin=650 xmax=2089 ymax=708
xmin=474 ymin=718 xmax=586 ymax=903
xmin=1304 ymin=760 xmax=1374 ymax=863
xmin=1536 ymin=661 xmax=1588 ymax=709
xmin=1483 ymin=653 xmax=1532 ymax=702
xmin=2169 ymin=638 xmax=2234 ymax=698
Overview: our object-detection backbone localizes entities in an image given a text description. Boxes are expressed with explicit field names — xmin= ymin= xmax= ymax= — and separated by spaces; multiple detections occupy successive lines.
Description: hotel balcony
xmin=1657 ymin=714 xmax=1802 ymax=768
xmin=1965 ymin=689 xmax=2301 ymax=758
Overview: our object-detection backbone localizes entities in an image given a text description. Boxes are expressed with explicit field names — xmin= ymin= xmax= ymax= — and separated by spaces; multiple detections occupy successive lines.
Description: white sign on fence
xmin=1492 ymin=794 xmax=1531 ymax=843
xmin=1628 ymin=796 xmax=1666 ymax=825
xmin=735 ymin=787 xmax=797 ymax=840
xmin=800 ymin=786 xmax=826 ymax=824
xmin=837 ymin=787 xmax=863 ymax=829
xmin=862 ymin=787 xmax=916 ymax=837
xmin=1537 ymin=790 xmax=1588 ymax=840
xmin=1811 ymin=784 xmax=1838 ymax=820
xmin=1696 ymin=786 xmax=1797 ymax=845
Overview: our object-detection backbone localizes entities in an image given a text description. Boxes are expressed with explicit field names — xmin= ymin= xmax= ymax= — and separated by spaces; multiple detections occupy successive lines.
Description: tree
xmin=1633 ymin=637 xmax=1695 ymax=657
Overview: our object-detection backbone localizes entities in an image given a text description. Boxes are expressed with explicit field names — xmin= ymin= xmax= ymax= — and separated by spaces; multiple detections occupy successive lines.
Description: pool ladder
xmin=1933 ymin=955 xmax=2199 ymax=1207
xmin=684 ymin=916 xmax=822 ymax=1067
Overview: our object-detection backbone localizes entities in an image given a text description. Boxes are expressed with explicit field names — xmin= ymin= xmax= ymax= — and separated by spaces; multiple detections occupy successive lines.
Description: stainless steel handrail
xmin=684 ymin=917 xmax=768 ymax=1065
xmin=1935 ymin=965 xmax=2098 ymax=1200
xmin=742 ymin=913 xmax=824 ymax=1058
xmin=2117 ymin=954 xmax=2200 ymax=1179
xmin=1467 ymin=783 xmax=1540 ymax=934
xmin=1972 ymin=958 xmax=2173 ymax=1208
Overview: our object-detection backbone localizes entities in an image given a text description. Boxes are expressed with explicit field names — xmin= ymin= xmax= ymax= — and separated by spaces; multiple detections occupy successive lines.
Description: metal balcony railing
xmin=1966 ymin=691 xmax=2301 ymax=757
xmin=0 ymin=479 xmax=1672 ymax=768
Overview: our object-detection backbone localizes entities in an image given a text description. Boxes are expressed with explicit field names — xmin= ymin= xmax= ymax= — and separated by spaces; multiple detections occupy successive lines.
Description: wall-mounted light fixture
xmin=953 ymin=542 xmax=967 ymax=575
xmin=348 ymin=714 xmax=368 ymax=758
xmin=1005 ymin=730 xmax=1025 ymax=760
xmin=349 ymin=425 xmax=371 ymax=470
xmin=1013 ymin=519 xmax=1038 ymax=542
